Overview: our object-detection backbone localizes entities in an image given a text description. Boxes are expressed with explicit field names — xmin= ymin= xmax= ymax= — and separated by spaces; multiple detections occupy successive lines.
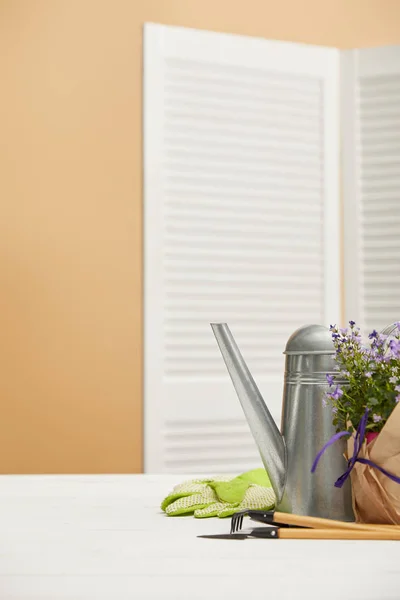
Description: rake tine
xmin=231 ymin=511 xmax=245 ymax=534
xmin=230 ymin=513 xmax=237 ymax=534
xmin=230 ymin=514 xmax=236 ymax=534
xmin=237 ymin=513 xmax=243 ymax=533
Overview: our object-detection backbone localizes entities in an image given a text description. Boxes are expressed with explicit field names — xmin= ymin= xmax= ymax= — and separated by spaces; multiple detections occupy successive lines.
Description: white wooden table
xmin=0 ymin=475 xmax=399 ymax=599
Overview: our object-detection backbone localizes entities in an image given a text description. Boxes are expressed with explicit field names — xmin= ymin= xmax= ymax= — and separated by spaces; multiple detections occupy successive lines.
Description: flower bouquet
xmin=312 ymin=321 xmax=400 ymax=524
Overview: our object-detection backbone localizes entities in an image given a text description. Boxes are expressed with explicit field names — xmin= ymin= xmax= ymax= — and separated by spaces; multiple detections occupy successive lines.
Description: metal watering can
xmin=211 ymin=323 xmax=354 ymax=521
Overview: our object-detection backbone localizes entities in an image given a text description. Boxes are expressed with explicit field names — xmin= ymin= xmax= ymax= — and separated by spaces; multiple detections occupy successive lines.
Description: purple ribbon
xmin=311 ymin=408 xmax=400 ymax=487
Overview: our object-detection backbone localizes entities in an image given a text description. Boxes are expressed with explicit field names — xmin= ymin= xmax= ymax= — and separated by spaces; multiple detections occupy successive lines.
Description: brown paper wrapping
xmin=348 ymin=402 xmax=400 ymax=524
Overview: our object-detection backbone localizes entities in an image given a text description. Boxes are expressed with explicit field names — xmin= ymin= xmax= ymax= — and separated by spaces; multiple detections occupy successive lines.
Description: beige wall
xmin=1 ymin=0 xmax=399 ymax=474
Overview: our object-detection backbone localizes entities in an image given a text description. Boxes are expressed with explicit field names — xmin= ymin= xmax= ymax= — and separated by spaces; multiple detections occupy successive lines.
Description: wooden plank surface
xmin=0 ymin=475 xmax=399 ymax=599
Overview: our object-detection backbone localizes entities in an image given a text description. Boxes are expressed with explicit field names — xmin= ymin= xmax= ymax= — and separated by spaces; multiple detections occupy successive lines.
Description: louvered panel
xmin=165 ymin=132 xmax=324 ymax=158
xmin=163 ymin=58 xmax=324 ymax=381
xmin=357 ymin=72 xmax=400 ymax=333
xmin=164 ymin=419 xmax=262 ymax=474
xmin=165 ymin=140 xmax=322 ymax=170
xmin=144 ymin=25 xmax=341 ymax=472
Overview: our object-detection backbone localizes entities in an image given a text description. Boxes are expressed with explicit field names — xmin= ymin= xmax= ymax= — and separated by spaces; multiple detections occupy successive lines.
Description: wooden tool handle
xmin=279 ymin=528 xmax=400 ymax=540
xmin=274 ymin=511 xmax=396 ymax=533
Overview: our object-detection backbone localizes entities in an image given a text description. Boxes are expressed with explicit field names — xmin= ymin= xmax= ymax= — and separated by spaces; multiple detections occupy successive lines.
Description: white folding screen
xmin=143 ymin=24 xmax=341 ymax=473
xmin=342 ymin=46 xmax=400 ymax=333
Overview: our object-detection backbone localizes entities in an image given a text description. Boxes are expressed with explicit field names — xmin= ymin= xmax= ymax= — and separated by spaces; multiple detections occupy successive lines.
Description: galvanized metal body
xmin=211 ymin=323 xmax=354 ymax=522
xmin=279 ymin=344 xmax=353 ymax=520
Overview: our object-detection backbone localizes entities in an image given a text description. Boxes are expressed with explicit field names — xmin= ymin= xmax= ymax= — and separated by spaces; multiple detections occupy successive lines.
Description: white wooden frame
xmin=342 ymin=46 xmax=400 ymax=327
xmin=143 ymin=23 xmax=341 ymax=472
xmin=341 ymin=50 xmax=362 ymax=326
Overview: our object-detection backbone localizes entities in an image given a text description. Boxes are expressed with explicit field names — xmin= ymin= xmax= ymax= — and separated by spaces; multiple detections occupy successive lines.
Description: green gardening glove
xmin=161 ymin=468 xmax=275 ymax=518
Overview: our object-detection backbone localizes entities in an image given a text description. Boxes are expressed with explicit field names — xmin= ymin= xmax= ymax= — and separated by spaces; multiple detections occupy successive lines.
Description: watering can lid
xmin=284 ymin=324 xmax=334 ymax=355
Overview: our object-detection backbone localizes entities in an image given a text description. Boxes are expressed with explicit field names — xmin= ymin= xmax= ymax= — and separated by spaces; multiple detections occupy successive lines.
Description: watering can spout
xmin=211 ymin=323 xmax=286 ymax=502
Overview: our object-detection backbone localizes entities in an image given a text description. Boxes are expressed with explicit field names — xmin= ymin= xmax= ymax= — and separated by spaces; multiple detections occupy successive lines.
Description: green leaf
xmin=368 ymin=397 xmax=379 ymax=407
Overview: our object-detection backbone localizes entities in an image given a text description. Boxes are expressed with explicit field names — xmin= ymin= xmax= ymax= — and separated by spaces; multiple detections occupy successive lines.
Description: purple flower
xmin=373 ymin=414 xmax=382 ymax=423
xmin=365 ymin=372 xmax=372 ymax=378
xmin=349 ymin=320 xmax=356 ymax=327
xmin=329 ymin=324 xmax=337 ymax=331
xmin=395 ymin=385 xmax=400 ymax=392
xmin=343 ymin=345 xmax=355 ymax=355
xmin=340 ymin=328 xmax=348 ymax=336
xmin=370 ymin=333 xmax=387 ymax=351
xmin=326 ymin=374 xmax=334 ymax=386
xmin=396 ymin=395 xmax=400 ymax=404
xmin=322 ymin=396 xmax=328 ymax=408
xmin=331 ymin=385 xmax=343 ymax=400
xmin=390 ymin=339 xmax=400 ymax=358
xmin=396 ymin=322 xmax=400 ymax=331
xmin=369 ymin=330 xmax=378 ymax=340
xmin=332 ymin=406 xmax=338 ymax=415
xmin=390 ymin=376 xmax=397 ymax=384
